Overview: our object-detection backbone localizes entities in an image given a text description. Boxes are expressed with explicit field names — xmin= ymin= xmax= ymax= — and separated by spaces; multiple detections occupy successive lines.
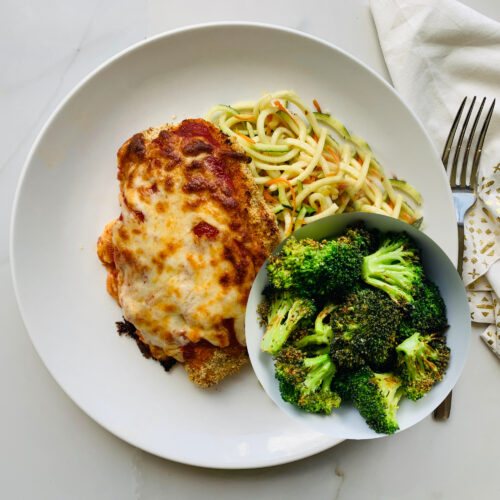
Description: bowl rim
xmin=246 ymin=212 xmax=470 ymax=439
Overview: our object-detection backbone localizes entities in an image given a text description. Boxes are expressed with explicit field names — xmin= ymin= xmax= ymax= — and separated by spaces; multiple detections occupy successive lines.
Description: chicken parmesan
xmin=97 ymin=119 xmax=279 ymax=387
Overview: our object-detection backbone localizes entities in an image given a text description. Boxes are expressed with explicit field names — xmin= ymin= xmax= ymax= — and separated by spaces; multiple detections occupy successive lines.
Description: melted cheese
xmin=109 ymin=120 xmax=279 ymax=362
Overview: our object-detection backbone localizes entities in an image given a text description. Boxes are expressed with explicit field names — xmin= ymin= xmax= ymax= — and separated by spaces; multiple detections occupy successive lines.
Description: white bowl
xmin=246 ymin=213 xmax=470 ymax=439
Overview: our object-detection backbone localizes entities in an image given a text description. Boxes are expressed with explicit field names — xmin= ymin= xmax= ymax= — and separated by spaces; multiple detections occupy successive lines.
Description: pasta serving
xmin=207 ymin=90 xmax=422 ymax=238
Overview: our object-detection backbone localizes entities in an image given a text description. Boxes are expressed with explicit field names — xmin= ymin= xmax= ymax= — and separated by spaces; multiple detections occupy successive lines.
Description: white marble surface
xmin=1 ymin=1 xmax=499 ymax=498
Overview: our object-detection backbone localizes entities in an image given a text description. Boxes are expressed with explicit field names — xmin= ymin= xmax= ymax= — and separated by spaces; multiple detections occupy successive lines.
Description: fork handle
xmin=456 ymin=223 xmax=464 ymax=277
xmin=433 ymin=391 xmax=453 ymax=420
xmin=433 ymin=223 xmax=464 ymax=421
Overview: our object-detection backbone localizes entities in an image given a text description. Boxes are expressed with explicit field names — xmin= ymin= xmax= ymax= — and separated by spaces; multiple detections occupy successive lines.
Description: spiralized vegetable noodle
xmin=207 ymin=90 xmax=422 ymax=239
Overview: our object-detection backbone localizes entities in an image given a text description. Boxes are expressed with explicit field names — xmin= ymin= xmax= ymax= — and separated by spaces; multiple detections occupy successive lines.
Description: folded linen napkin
xmin=370 ymin=0 xmax=500 ymax=357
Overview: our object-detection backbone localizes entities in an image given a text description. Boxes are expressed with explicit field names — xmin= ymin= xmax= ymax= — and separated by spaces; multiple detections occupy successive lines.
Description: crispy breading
xmin=183 ymin=342 xmax=249 ymax=388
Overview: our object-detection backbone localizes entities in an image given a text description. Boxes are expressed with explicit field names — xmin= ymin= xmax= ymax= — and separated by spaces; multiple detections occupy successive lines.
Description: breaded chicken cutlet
xmin=97 ymin=119 xmax=279 ymax=387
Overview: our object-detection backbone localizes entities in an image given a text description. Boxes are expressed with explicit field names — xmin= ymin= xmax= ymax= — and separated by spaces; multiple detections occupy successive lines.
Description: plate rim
xmin=9 ymin=21 xmax=454 ymax=469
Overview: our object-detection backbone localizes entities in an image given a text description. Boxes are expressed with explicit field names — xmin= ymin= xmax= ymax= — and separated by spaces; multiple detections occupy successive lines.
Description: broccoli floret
xmin=396 ymin=332 xmax=450 ymax=401
xmin=285 ymin=327 xmax=313 ymax=347
xmin=331 ymin=369 xmax=354 ymax=401
xmin=296 ymin=303 xmax=336 ymax=349
xmin=267 ymin=237 xmax=362 ymax=297
xmin=336 ymin=223 xmax=380 ymax=256
xmin=361 ymin=233 xmax=423 ymax=305
xmin=274 ymin=347 xmax=341 ymax=414
xmin=330 ymin=288 xmax=403 ymax=370
xmin=266 ymin=238 xmax=321 ymax=290
xmin=259 ymin=290 xmax=316 ymax=354
xmin=346 ymin=366 xmax=404 ymax=434
xmin=330 ymin=334 xmax=366 ymax=370
xmin=398 ymin=280 xmax=447 ymax=341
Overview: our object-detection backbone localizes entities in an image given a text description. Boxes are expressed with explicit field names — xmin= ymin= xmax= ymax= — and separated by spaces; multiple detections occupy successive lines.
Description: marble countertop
xmin=2 ymin=1 xmax=499 ymax=498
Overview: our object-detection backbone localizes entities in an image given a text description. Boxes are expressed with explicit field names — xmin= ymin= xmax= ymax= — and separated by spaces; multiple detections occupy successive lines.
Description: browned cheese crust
xmin=97 ymin=119 xmax=279 ymax=387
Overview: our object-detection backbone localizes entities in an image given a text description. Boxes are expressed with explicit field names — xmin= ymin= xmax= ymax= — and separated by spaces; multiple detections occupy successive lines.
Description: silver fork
xmin=433 ymin=96 xmax=495 ymax=421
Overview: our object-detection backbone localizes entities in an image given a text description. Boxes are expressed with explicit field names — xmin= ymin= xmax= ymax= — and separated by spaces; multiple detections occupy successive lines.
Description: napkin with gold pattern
xmin=370 ymin=0 xmax=500 ymax=357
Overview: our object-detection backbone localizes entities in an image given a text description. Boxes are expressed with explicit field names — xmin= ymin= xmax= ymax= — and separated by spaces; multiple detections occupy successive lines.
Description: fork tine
xmin=460 ymin=97 xmax=484 ymax=187
xmin=469 ymin=98 xmax=496 ymax=189
xmin=442 ymin=97 xmax=467 ymax=168
xmin=450 ymin=97 xmax=476 ymax=188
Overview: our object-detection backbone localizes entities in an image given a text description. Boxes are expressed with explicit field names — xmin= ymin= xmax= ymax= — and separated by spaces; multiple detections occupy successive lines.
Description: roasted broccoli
xmin=336 ymin=222 xmax=380 ymax=256
xmin=296 ymin=303 xmax=336 ymax=349
xmin=259 ymin=290 xmax=316 ymax=354
xmin=329 ymin=335 xmax=366 ymax=370
xmin=274 ymin=347 xmax=341 ymax=414
xmin=361 ymin=233 xmax=423 ymax=305
xmin=258 ymin=223 xmax=450 ymax=434
xmin=267 ymin=237 xmax=362 ymax=297
xmin=285 ymin=327 xmax=313 ymax=347
xmin=345 ymin=366 xmax=404 ymax=434
xmin=396 ymin=332 xmax=450 ymax=400
xmin=330 ymin=288 xmax=403 ymax=370
xmin=398 ymin=280 xmax=447 ymax=341
xmin=330 ymin=369 xmax=354 ymax=401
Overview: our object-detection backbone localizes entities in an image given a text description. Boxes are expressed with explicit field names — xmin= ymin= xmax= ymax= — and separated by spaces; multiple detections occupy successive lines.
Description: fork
xmin=433 ymin=96 xmax=495 ymax=420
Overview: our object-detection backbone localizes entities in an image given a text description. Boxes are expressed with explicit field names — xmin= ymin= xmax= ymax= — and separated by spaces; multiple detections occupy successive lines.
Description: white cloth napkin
xmin=370 ymin=0 xmax=500 ymax=357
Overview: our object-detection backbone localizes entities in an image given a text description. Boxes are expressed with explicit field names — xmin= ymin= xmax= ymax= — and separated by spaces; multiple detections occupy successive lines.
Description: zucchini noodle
xmin=206 ymin=90 xmax=423 ymax=238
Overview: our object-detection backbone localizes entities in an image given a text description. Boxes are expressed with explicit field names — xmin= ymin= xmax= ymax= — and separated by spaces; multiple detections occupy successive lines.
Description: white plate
xmin=246 ymin=213 xmax=470 ymax=439
xmin=10 ymin=23 xmax=457 ymax=468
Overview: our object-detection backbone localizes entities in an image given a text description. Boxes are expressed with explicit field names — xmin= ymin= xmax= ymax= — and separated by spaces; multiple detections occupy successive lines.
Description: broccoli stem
xmin=396 ymin=332 xmax=449 ymax=400
xmin=296 ymin=303 xmax=335 ymax=348
xmin=361 ymin=234 xmax=422 ymax=305
xmin=372 ymin=373 xmax=404 ymax=430
xmin=397 ymin=332 xmax=441 ymax=376
xmin=260 ymin=293 xmax=316 ymax=354
xmin=362 ymin=251 xmax=416 ymax=303
xmin=260 ymin=301 xmax=291 ymax=354
xmin=303 ymin=354 xmax=336 ymax=393
xmin=362 ymin=273 xmax=414 ymax=304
